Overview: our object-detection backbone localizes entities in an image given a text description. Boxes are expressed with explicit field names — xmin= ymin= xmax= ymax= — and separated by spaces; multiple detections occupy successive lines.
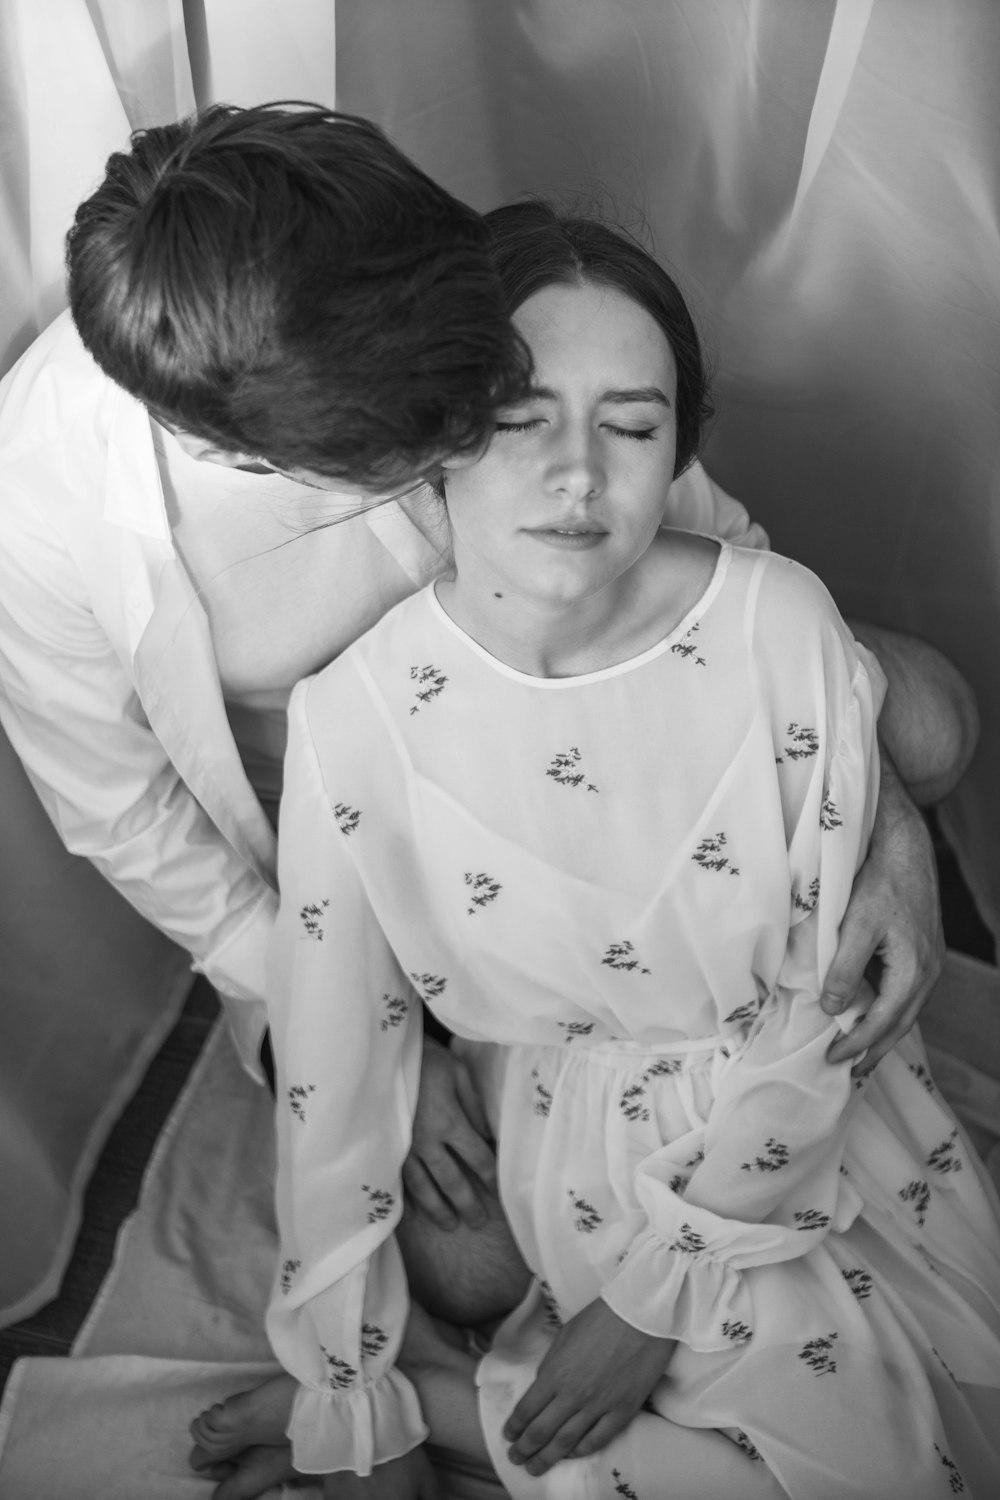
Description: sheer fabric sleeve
xmin=603 ymin=595 xmax=882 ymax=1351
xmin=265 ymin=676 xmax=427 ymax=1476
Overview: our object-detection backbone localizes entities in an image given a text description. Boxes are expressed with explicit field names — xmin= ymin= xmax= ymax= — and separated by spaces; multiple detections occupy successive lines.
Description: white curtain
xmin=1 ymin=0 xmax=997 ymax=1324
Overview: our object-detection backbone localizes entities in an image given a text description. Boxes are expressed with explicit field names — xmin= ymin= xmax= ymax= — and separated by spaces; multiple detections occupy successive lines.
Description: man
xmin=0 ymin=101 xmax=977 ymax=1497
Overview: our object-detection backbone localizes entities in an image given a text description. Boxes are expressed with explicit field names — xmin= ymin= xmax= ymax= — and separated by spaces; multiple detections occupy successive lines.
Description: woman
xmin=195 ymin=203 xmax=1000 ymax=1499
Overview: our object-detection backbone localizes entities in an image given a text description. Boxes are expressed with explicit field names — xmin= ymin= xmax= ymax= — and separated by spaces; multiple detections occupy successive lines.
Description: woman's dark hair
xmin=484 ymin=200 xmax=712 ymax=476
xmin=67 ymin=102 xmax=530 ymax=486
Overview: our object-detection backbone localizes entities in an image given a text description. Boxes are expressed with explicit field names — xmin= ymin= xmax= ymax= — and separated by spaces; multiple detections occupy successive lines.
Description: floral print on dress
xmin=545 ymin=746 xmax=599 ymax=792
xmin=842 ymin=1267 xmax=873 ymax=1300
xmin=299 ymin=899 xmax=329 ymax=939
xmin=899 ymin=1179 xmax=931 ymax=1227
xmin=409 ymin=664 xmax=448 ymax=715
xmin=362 ymin=1184 xmax=395 ymax=1223
xmin=783 ymin=723 xmax=819 ymax=761
xmin=602 ymin=939 xmax=651 ymax=974
xmin=465 ymin=871 xmax=502 ymax=914
xmin=280 ymin=1258 xmax=301 ymax=1294
xmin=723 ymin=997 xmax=760 ymax=1024
xmin=619 ymin=1082 xmax=650 ymax=1122
xmin=531 ymin=1069 xmax=553 ymax=1117
xmin=722 ymin=1318 xmax=753 ymax=1345
xmin=321 ymin=1347 xmax=358 ymax=1390
xmin=934 ymin=1445 xmax=965 ymax=1493
xmin=557 ymin=1019 xmax=595 ymax=1042
xmin=793 ymin=1207 xmax=831 ymax=1232
xmin=409 ymin=972 xmax=447 ymax=1000
xmin=334 ymin=802 xmax=361 ymax=835
xmin=927 ymin=1129 xmax=963 ymax=1174
xmin=568 ymin=1190 xmax=603 ymax=1233
xmin=820 ymin=794 xmax=843 ymax=831
xmin=611 ymin=1470 xmax=640 ymax=1499
xmin=380 ymin=993 xmax=409 ymax=1031
xmin=538 ymin=1278 xmax=563 ymax=1329
xmin=799 ymin=1332 xmax=838 ymax=1375
xmin=733 ymin=1430 xmax=763 ymax=1461
xmin=692 ymin=831 xmax=740 ymax=876
xmin=288 ymin=1083 xmax=316 ymax=1121
xmin=646 ymin=1057 xmax=683 ymax=1077
xmin=741 ymin=1138 xmax=790 ymax=1173
xmin=792 ymin=877 xmax=820 ymax=914
xmin=361 ymin=1323 xmax=388 ymax=1358
xmin=670 ymin=620 xmax=706 ymax=665
xmin=908 ymin=1061 xmax=936 ymax=1093
xmin=670 ymin=1223 xmax=707 ymax=1254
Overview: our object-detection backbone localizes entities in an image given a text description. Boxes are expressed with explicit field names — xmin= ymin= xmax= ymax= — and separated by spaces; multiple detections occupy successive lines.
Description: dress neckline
xmin=428 ymin=537 xmax=732 ymax=688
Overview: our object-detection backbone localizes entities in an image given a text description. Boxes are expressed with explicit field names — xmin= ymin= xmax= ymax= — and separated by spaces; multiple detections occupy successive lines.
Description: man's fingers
xmin=567 ymin=1409 xmax=631 ymax=1461
xmin=400 ymin=1157 xmax=458 ymax=1230
xmin=517 ymin=1410 xmax=598 ymax=1477
xmin=503 ymin=1375 xmax=558 ymax=1445
xmin=818 ymin=917 xmax=877 ymax=1015
xmin=445 ymin=1111 xmax=497 ymax=1190
xmin=453 ymin=1057 xmax=492 ymax=1136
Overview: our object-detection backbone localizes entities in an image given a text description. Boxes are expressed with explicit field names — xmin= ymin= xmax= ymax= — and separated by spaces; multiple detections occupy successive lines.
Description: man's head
xmin=67 ymin=102 xmax=529 ymax=489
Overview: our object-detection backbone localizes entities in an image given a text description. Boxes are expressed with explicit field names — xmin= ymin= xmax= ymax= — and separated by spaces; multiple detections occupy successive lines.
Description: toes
xmin=189 ymin=1442 xmax=236 ymax=1476
xmin=188 ymin=1375 xmax=297 ymax=1459
xmin=210 ymin=1444 xmax=298 ymax=1500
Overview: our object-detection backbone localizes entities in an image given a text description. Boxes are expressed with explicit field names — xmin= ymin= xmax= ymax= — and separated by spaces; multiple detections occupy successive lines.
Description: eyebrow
xmin=524 ymin=383 xmax=671 ymax=407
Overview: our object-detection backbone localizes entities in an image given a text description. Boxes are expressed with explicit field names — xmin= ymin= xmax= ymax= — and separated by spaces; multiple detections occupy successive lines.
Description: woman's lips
xmin=524 ymin=526 xmax=607 ymax=549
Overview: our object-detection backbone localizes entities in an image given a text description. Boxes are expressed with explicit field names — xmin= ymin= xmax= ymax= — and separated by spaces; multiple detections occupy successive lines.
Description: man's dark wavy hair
xmin=67 ymin=102 xmax=530 ymax=485
xmin=484 ymin=200 xmax=712 ymax=477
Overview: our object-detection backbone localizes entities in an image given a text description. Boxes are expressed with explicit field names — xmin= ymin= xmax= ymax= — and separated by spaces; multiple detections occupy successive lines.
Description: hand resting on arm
xmin=821 ymin=622 xmax=979 ymax=1069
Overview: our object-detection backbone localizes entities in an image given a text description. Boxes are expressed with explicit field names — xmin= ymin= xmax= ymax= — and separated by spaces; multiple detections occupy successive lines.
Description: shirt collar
xmin=101 ymin=382 xmax=173 ymax=545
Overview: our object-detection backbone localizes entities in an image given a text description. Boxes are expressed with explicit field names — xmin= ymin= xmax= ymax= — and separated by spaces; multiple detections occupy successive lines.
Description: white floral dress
xmin=266 ymin=543 xmax=1000 ymax=1499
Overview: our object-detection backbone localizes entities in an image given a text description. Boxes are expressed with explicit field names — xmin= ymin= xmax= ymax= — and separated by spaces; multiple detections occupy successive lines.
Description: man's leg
xmin=189 ymin=1188 xmax=529 ymax=1497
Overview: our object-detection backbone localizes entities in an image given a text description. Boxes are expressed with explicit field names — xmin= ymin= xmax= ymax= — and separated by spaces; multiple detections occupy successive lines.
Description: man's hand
xmin=502 ymin=1299 xmax=675 ymax=1477
xmin=323 ymin=1447 xmax=442 ymax=1498
xmin=822 ymin=750 xmax=943 ymax=1073
xmin=403 ymin=1036 xmax=497 ymax=1230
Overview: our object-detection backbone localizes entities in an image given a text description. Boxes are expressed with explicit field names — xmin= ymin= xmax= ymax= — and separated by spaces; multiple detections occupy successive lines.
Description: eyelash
xmin=494 ymin=421 xmax=657 ymax=442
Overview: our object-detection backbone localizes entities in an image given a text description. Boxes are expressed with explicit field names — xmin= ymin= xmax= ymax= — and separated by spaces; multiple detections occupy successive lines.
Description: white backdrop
xmin=0 ymin=0 xmax=996 ymax=1324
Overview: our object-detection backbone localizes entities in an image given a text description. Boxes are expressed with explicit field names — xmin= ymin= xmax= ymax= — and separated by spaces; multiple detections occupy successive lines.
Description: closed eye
xmin=493 ymin=419 xmax=542 ymax=434
xmin=606 ymin=426 xmax=657 ymax=441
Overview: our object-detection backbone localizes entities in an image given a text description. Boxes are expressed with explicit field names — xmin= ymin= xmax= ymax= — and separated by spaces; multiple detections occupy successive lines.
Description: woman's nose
xmin=545 ymin=427 xmax=605 ymax=499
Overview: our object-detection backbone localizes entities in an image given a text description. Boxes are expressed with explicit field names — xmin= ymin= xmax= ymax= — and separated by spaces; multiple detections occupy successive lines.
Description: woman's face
xmin=443 ymin=279 xmax=678 ymax=611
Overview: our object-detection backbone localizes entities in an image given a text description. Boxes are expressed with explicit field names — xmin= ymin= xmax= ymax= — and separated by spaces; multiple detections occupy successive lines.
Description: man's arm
xmin=822 ymin=622 xmax=979 ymax=1069
xmin=849 ymin=622 xmax=980 ymax=804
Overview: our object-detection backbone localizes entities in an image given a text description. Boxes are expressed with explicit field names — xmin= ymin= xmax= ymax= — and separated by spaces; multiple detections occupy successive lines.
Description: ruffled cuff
xmin=601 ymin=1226 xmax=756 ymax=1350
xmin=288 ymin=1364 xmax=429 ymax=1477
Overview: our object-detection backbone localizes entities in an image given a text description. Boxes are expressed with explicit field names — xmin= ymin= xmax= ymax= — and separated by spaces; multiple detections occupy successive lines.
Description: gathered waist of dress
xmin=543 ymin=1029 xmax=745 ymax=1068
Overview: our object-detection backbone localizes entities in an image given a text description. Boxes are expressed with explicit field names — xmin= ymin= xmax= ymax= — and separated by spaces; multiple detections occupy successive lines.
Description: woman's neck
xmin=436 ymin=530 xmax=720 ymax=679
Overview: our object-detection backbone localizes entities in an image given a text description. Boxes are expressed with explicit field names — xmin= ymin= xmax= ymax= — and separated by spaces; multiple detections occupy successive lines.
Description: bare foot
xmin=189 ymin=1374 xmax=297 ymax=1463
xmin=189 ymin=1441 xmax=299 ymax=1499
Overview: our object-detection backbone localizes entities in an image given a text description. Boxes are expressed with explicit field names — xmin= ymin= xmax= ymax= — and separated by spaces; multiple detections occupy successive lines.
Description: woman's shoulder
xmin=300 ymin=587 xmax=438 ymax=709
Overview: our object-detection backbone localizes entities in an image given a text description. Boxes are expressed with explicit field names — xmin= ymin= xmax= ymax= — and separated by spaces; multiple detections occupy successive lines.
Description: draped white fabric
xmin=1 ymin=0 xmax=996 ymax=1328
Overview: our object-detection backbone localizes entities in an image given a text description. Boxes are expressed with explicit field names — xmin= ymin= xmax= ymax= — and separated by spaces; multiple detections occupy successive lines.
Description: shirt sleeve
xmin=265 ymin=675 xmax=427 ymax=1476
xmin=0 ymin=477 xmax=278 ymax=1024
xmin=602 ymin=590 xmax=881 ymax=1350
xmin=665 ymin=461 xmax=770 ymax=549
